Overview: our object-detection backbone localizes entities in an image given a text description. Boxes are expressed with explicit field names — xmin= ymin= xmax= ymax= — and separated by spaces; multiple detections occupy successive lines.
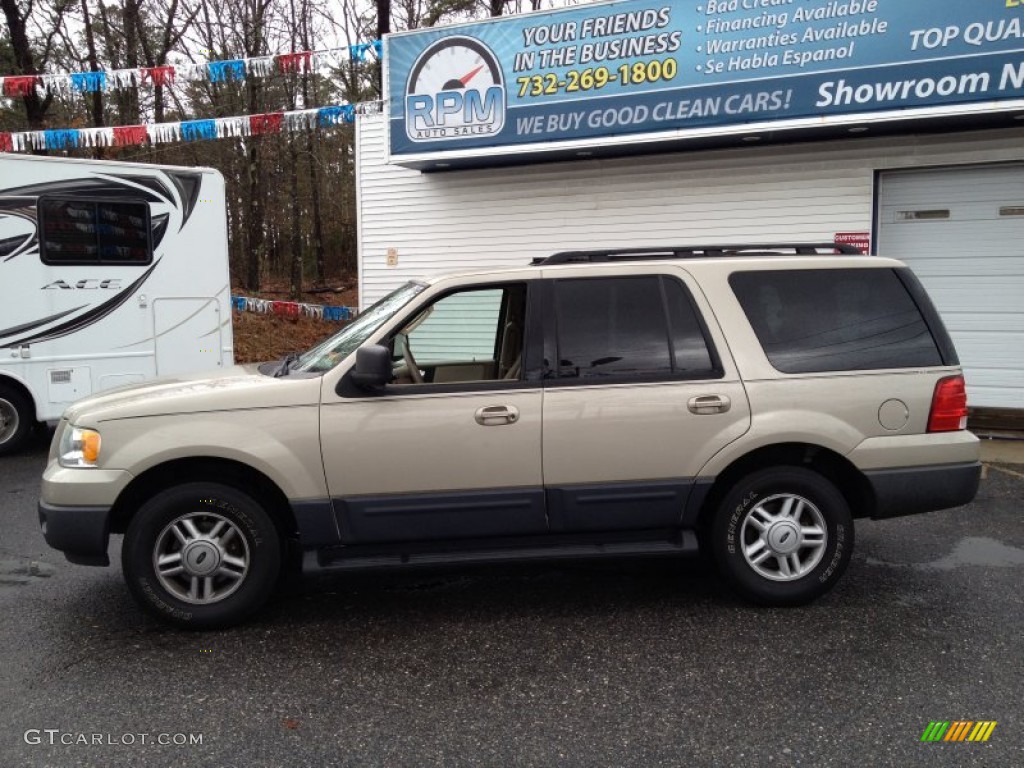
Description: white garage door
xmin=877 ymin=164 xmax=1024 ymax=410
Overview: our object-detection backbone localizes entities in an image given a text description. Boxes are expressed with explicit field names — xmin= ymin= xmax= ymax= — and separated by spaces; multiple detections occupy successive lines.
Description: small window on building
xmin=896 ymin=209 xmax=950 ymax=221
xmin=998 ymin=206 xmax=1024 ymax=217
xmin=553 ymin=276 xmax=718 ymax=381
xmin=730 ymin=269 xmax=943 ymax=373
xmin=39 ymin=197 xmax=152 ymax=265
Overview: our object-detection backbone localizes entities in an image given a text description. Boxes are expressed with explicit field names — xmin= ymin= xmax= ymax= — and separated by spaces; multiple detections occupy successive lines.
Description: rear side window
xmin=553 ymin=276 xmax=719 ymax=380
xmin=730 ymin=268 xmax=943 ymax=373
xmin=39 ymin=197 xmax=152 ymax=265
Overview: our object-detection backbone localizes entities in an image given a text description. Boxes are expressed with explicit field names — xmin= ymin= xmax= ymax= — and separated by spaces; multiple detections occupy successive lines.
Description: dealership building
xmin=355 ymin=0 xmax=1024 ymax=423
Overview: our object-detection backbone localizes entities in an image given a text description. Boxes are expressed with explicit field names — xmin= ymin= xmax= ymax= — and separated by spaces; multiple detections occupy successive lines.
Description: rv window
xmin=39 ymin=197 xmax=152 ymax=266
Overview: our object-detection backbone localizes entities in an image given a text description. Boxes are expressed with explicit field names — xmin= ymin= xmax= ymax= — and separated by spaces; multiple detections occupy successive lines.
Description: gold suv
xmin=39 ymin=244 xmax=981 ymax=628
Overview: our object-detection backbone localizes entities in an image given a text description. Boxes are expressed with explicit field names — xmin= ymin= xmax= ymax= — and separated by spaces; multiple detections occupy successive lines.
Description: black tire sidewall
xmin=713 ymin=467 xmax=853 ymax=606
xmin=122 ymin=482 xmax=280 ymax=629
xmin=0 ymin=386 xmax=34 ymax=456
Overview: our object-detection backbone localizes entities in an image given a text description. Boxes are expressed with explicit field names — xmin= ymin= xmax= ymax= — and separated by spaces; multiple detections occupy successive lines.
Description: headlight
xmin=59 ymin=426 xmax=102 ymax=468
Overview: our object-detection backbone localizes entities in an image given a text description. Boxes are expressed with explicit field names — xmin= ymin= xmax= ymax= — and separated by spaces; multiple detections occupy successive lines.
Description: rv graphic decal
xmin=1 ymin=261 xmax=159 ymax=349
xmin=0 ymin=306 xmax=86 ymax=343
xmin=0 ymin=168 xmax=202 ymax=348
xmin=41 ymin=279 xmax=123 ymax=290
xmin=0 ymin=171 xmax=201 ymax=264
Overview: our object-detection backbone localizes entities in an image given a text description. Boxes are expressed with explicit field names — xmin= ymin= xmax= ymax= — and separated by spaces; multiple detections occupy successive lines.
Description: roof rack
xmin=531 ymin=243 xmax=863 ymax=266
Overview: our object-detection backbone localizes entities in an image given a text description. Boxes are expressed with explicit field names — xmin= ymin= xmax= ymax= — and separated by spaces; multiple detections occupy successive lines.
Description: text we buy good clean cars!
xmin=39 ymin=243 xmax=980 ymax=629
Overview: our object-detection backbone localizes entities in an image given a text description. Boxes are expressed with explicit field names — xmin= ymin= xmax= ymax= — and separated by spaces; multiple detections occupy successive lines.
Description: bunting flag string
xmin=231 ymin=296 xmax=357 ymax=322
xmin=0 ymin=40 xmax=382 ymax=98
xmin=0 ymin=101 xmax=382 ymax=152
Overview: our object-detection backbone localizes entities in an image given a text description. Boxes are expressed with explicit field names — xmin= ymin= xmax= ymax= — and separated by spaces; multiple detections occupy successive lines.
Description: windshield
xmin=291 ymin=282 xmax=427 ymax=373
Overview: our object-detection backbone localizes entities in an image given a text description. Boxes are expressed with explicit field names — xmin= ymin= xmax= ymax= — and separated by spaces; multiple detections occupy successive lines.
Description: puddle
xmin=919 ymin=537 xmax=1024 ymax=571
xmin=867 ymin=537 xmax=1024 ymax=571
xmin=0 ymin=557 xmax=56 ymax=585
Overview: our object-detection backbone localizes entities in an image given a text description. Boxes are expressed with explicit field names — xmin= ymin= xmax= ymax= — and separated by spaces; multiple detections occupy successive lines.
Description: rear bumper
xmin=38 ymin=501 xmax=111 ymax=566
xmin=864 ymin=461 xmax=981 ymax=520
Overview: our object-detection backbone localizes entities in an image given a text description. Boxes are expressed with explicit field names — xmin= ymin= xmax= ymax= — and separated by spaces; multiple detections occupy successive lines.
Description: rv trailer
xmin=0 ymin=154 xmax=233 ymax=454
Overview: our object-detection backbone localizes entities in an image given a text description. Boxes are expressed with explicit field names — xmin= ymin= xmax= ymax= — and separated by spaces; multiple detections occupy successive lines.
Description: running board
xmin=306 ymin=532 xmax=699 ymax=573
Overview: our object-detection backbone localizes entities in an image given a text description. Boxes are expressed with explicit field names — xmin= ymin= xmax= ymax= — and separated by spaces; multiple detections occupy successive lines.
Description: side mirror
xmin=350 ymin=344 xmax=392 ymax=389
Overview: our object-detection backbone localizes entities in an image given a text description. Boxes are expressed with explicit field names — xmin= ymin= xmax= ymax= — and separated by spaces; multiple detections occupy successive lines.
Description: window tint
xmin=730 ymin=268 xmax=943 ymax=373
xmin=40 ymin=198 xmax=151 ymax=265
xmin=553 ymin=276 xmax=717 ymax=380
xmin=664 ymin=278 xmax=715 ymax=374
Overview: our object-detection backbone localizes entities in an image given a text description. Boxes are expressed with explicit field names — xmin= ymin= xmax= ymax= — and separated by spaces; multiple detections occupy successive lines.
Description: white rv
xmin=0 ymin=154 xmax=233 ymax=454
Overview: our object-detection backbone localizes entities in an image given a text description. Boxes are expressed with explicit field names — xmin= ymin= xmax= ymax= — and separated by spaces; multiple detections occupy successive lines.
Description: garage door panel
xmin=880 ymin=167 xmax=1024 ymax=203
xmin=878 ymin=164 xmax=1024 ymax=409
xmin=940 ymin=314 xmax=1024 ymax=333
xmin=952 ymin=332 xmax=1024 ymax=369
xmin=924 ymin=283 xmax=1024 ymax=314
xmin=901 ymin=257 xmax=1024 ymax=277
xmin=882 ymin=206 xmax=1024 ymax=225
xmin=964 ymin=377 xmax=1024 ymax=408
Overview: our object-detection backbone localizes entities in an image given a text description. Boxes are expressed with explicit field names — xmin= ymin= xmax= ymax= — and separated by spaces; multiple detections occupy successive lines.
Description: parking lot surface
xmin=1 ymin=431 xmax=1022 ymax=767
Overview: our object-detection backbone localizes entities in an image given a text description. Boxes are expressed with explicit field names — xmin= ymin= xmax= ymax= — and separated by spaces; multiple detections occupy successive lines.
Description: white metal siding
xmin=878 ymin=164 xmax=1024 ymax=409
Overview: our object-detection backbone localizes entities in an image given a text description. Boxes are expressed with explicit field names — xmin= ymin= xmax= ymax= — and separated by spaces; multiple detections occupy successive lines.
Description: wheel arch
xmin=109 ymin=457 xmax=299 ymax=544
xmin=0 ymin=373 xmax=38 ymax=419
xmin=694 ymin=442 xmax=875 ymax=532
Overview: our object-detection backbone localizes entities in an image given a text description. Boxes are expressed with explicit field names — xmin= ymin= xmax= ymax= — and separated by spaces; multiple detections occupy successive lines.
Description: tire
xmin=711 ymin=467 xmax=853 ymax=607
xmin=0 ymin=385 xmax=34 ymax=457
xmin=122 ymin=482 xmax=281 ymax=630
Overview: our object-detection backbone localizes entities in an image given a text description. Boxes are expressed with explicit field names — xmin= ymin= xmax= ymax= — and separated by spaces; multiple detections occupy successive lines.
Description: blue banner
xmin=386 ymin=0 xmax=1024 ymax=158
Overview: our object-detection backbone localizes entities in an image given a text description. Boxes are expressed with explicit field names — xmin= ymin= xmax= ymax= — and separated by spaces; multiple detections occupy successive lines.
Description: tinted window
xmin=554 ymin=276 xmax=717 ymax=380
xmin=664 ymin=278 xmax=715 ymax=374
xmin=730 ymin=268 xmax=942 ymax=373
xmin=40 ymin=198 xmax=151 ymax=265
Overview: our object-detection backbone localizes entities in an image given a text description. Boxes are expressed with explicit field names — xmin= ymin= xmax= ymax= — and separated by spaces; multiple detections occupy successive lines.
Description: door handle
xmin=688 ymin=395 xmax=731 ymax=415
xmin=475 ymin=405 xmax=520 ymax=426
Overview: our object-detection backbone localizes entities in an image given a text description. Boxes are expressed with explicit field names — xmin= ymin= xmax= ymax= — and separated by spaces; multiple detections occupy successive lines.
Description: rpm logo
xmin=405 ymin=36 xmax=505 ymax=143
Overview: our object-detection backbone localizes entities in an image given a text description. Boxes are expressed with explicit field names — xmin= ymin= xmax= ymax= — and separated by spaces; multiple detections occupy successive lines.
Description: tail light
xmin=928 ymin=375 xmax=968 ymax=432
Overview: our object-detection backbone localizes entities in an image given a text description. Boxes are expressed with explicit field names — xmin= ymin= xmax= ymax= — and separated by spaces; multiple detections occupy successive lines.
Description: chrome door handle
xmin=475 ymin=405 xmax=520 ymax=426
xmin=688 ymin=395 xmax=731 ymax=415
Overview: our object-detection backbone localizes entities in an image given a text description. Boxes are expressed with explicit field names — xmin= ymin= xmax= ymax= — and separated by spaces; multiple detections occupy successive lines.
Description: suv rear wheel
xmin=122 ymin=482 xmax=281 ymax=629
xmin=712 ymin=467 xmax=853 ymax=606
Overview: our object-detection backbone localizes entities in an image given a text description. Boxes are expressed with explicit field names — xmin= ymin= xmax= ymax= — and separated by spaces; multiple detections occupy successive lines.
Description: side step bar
xmin=306 ymin=532 xmax=699 ymax=573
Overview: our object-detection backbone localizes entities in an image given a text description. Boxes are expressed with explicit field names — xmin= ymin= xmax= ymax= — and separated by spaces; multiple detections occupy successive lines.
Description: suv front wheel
xmin=122 ymin=482 xmax=281 ymax=629
xmin=712 ymin=467 xmax=853 ymax=606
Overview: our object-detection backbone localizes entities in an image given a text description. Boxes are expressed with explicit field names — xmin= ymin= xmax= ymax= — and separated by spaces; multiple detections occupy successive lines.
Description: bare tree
xmin=1 ymin=0 xmax=75 ymax=136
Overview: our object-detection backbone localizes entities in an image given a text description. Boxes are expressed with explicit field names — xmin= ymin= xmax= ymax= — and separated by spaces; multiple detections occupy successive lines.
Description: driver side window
xmin=393 ymin=284 xmax=527 ymax=385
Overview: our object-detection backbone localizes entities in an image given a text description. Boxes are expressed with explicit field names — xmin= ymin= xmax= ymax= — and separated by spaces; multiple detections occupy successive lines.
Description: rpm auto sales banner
xmin=386 ymin=0 xmax=1024 ymax=158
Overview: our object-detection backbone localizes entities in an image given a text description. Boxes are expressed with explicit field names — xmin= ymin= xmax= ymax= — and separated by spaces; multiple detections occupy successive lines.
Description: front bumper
xmin=865 ymin=461 xmax=982 ymax=520
xmin=38 ymin=500 xmax=112 ymax=566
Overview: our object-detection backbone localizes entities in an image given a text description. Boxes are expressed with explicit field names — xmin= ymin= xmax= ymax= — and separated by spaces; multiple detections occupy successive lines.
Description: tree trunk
xmin=1 ymin=0 xmax=53 ymax=138
xmin=308 ymin=131 xmax=326 ymax=285
xmin=288 ymin=140 xmax=303 ymax=299
xmin=81 ymin=0 xmax=106 ymax=158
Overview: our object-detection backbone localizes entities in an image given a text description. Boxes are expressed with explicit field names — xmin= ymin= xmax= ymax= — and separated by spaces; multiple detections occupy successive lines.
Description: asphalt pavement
xmin=0 ymin=428 xmax=1022 ymax=767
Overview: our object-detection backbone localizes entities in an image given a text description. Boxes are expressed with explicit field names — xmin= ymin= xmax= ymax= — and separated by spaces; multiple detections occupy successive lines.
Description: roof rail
xmin=531 ymin=243 xmax=863 ymax=266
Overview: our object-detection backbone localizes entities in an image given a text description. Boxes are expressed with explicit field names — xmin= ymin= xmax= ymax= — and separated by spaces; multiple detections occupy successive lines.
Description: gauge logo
xmin=405 ymin=36 xmax=505 ymax=143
